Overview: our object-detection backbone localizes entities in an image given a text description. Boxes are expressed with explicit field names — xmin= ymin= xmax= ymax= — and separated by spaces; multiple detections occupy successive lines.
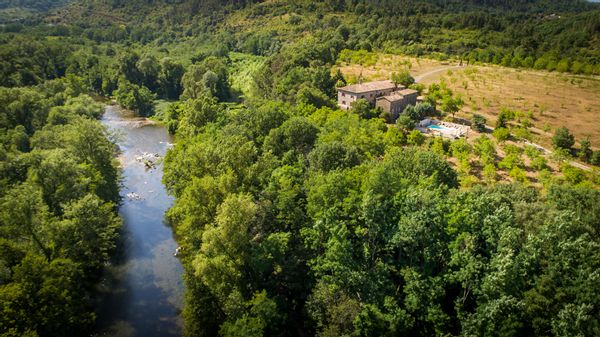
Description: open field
xmin=336 ymin=53 xmax=600 ymax=149
xmin=337 ymin=53 xmax=449 ymax=84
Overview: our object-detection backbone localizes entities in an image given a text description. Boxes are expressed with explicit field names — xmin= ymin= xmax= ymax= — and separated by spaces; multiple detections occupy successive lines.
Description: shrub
xmin=542 ymin=123 xmax=552 ymax=133
xmin=471 ymin=114 xmax=487 ymax=132
xmin=450 ymin=139 xmax=471 ymax=160
xmin=396 ymin=115 xmax=415 ymax=132
xmin=407 ymin=130 xmax=425 ymax=146
xmin=504 ymin=144 xmax=522 ymax=156
xmin=409 ymin=83 xmax=425 ymax=95
xmin=534 ymin=57 xmax=548 ymax=70
xmin=512 ymin=127 xmax=532 ymax=141
xmin=556 ymin=59 xmax=570 ymax=73
xmin=391 ymin=70 xmax=415 ymax=87
xmin=495 ymin=108 xmax=515 ymax=128
xmin=560 ymin=163 xmax=586 ymax=184
xmin=532 ymin=156 xmax=548 ymax=171
xmin=592 ymin=151 xmax=600 ymax=166
xmin=351 ymin=99 xmax=377 ymax=119
xmin=578 ymin=138 xmax=592 ymax=162
xmin=474 ymin=135 xmax=496 ymax=165
xmin=509 ymin=167 xmax=528 ymax=183
xmin=552 ymin=127 xmax=575 ymax=150
xmin=384 ymin=127 xmax=407 ymax=147
xmin=430 ymin=137 xmax=448 ymax=156
xmin=483 ymin=163 xmax=497 ymax=184
xmin=499 ymin=145 xmax=523 ymax=170
xmin=524 ymin=145 xmax=540 ymax=159
xmin=459 ymin=174 xmax=479 ymax=188
xmin=289 ymin=15 xmax=302 ymax=25
xmin=520 ymin=117 xmax=532 ymax=128
xmin=492 ymin=127 xmax=510 ymax=142
xmin=551 ymin=147 xmax=572 ymax=163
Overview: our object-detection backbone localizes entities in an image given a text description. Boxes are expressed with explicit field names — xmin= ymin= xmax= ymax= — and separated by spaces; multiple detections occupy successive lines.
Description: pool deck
xmin=417 ymin=119 xmax=469 ymax=139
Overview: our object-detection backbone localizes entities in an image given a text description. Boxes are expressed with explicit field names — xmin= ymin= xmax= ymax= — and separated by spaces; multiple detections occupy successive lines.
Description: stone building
xmin=337 ymin=80 xmax=419 ymax=120
xmin=375 ymin=88 xmax=419 ymax=119
xmin=337 ymin=80 xmax=399 ymax=110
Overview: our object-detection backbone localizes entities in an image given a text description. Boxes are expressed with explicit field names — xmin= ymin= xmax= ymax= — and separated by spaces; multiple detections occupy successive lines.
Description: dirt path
xmin=519 ymin=139 xmax=594 ymax=172
xmin=414 ymin=65 xmax=462 ymax=83
xmin=569 ymin=160 xmax=593 ymax=171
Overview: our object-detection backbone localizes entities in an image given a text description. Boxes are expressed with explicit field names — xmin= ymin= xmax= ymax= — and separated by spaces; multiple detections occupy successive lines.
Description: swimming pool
xmin=428 ymin=124 xmax=448 ymax=130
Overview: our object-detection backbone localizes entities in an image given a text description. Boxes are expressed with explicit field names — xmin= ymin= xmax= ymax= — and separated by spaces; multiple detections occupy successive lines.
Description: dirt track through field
xmin=414 ymin=65 xmax=462 ymax=82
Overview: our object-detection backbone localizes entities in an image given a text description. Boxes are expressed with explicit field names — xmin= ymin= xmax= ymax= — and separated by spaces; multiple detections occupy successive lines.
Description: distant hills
xmin=38 ymin=0 xmax=597 ymax=26
xmin=0 ymin=0 xmax=72 ymax=12
xmin=2 ymin=0 xmax=598 ymax=74
xmin=0 ymin=0 xmax=71 ymax=22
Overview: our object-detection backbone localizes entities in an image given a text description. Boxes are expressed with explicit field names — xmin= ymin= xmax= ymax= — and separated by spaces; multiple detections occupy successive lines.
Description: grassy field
xmin=336 ymin=53 xmax=600 ymax=149
xmin=337 ymin=53 xmax=446 ymax=84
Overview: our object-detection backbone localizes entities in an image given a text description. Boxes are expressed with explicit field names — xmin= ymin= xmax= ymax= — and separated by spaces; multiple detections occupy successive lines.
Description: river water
xmin=93 ymin=105 xmax=183 ymax=337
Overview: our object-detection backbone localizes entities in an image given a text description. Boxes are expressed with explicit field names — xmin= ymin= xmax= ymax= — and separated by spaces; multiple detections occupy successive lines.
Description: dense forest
xmin=49 ymin=0 xmax=600 ymax=75
xmin=0 ymin=82 xmax=121 ymax=336
xmin=163 ymin=86 xmax=600 ymax=336
xmin=1 ymin=0 xmax=600 ymax=336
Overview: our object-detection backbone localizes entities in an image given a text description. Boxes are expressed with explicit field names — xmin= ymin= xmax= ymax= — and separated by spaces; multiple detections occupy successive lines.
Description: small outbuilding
xmin=375 ymin=88 xmax=419 ymax=120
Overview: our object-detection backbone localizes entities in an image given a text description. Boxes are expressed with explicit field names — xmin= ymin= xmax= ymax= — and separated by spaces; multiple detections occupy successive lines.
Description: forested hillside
xmin=0 ymin=1 xmax=71 ymax=11
xmin=0 ymin=82 xmax=121 ymax=336
xmin=0 ymin=0 xmax=71 ymax=22
xmin=48 ymin=0 xmax=600 ymax=75
xmin=1 ymin=0 xmax=600 ymax=336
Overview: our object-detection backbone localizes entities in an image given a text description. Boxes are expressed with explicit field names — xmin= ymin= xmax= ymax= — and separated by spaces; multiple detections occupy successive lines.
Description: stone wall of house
xmin=375 ymin=98 xmax=392 ymax=115
xmin=375 ymin=92 xmax=420 ymax=120
xmin=337 ymin=90 xmax=356 ymax=110
xmin=338 ymin=87 xmax=396 ymax=109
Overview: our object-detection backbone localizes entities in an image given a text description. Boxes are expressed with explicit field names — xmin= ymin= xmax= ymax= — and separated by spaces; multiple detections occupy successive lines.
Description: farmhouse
xmin=375 ymin=88 xmax=419 ymax=119
xmin=337 ymin=80 xmax=399 ymax=110
xmin=337 ymin=80 xmax=418 ymax=119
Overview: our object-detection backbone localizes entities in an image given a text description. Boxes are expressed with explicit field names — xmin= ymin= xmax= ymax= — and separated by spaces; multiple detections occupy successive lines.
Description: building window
xmin=342 ymin=92 xmax=346 ymax=97
xmin=342 ymin=101 xmax=346 ymax=105
xmin=361 ymin=95 xmax=365 ymax=98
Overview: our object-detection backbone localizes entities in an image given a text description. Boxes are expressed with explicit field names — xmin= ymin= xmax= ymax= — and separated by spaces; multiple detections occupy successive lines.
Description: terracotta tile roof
xmin=377 ymin=89 xmax=419 ymax=102
xmin=377 ymin=93 xmax=405 ymax=102
xmin=338 ymin=80 xmax=398 ymax=93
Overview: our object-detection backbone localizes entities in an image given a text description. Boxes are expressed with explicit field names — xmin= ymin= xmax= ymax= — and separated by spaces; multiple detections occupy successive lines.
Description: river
xmin=93 ymin=105 xmax=184 ymax=337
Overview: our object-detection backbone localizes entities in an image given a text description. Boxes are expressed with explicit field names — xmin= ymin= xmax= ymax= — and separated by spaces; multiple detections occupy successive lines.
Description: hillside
xmin=49 ymin=0 xmax=599 ymax=74
xmin=0 ymin=0 xmax=71 ymax=22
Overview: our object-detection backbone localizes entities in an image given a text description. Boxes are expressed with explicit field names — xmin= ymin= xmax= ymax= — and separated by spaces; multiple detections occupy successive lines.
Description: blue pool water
xmin=428 ymin=124 xmax=447 ymax=130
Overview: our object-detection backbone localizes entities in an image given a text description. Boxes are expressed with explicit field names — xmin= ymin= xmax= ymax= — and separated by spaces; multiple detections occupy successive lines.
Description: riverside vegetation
xmin=1 ymin=1 xmax=600 ymax=337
